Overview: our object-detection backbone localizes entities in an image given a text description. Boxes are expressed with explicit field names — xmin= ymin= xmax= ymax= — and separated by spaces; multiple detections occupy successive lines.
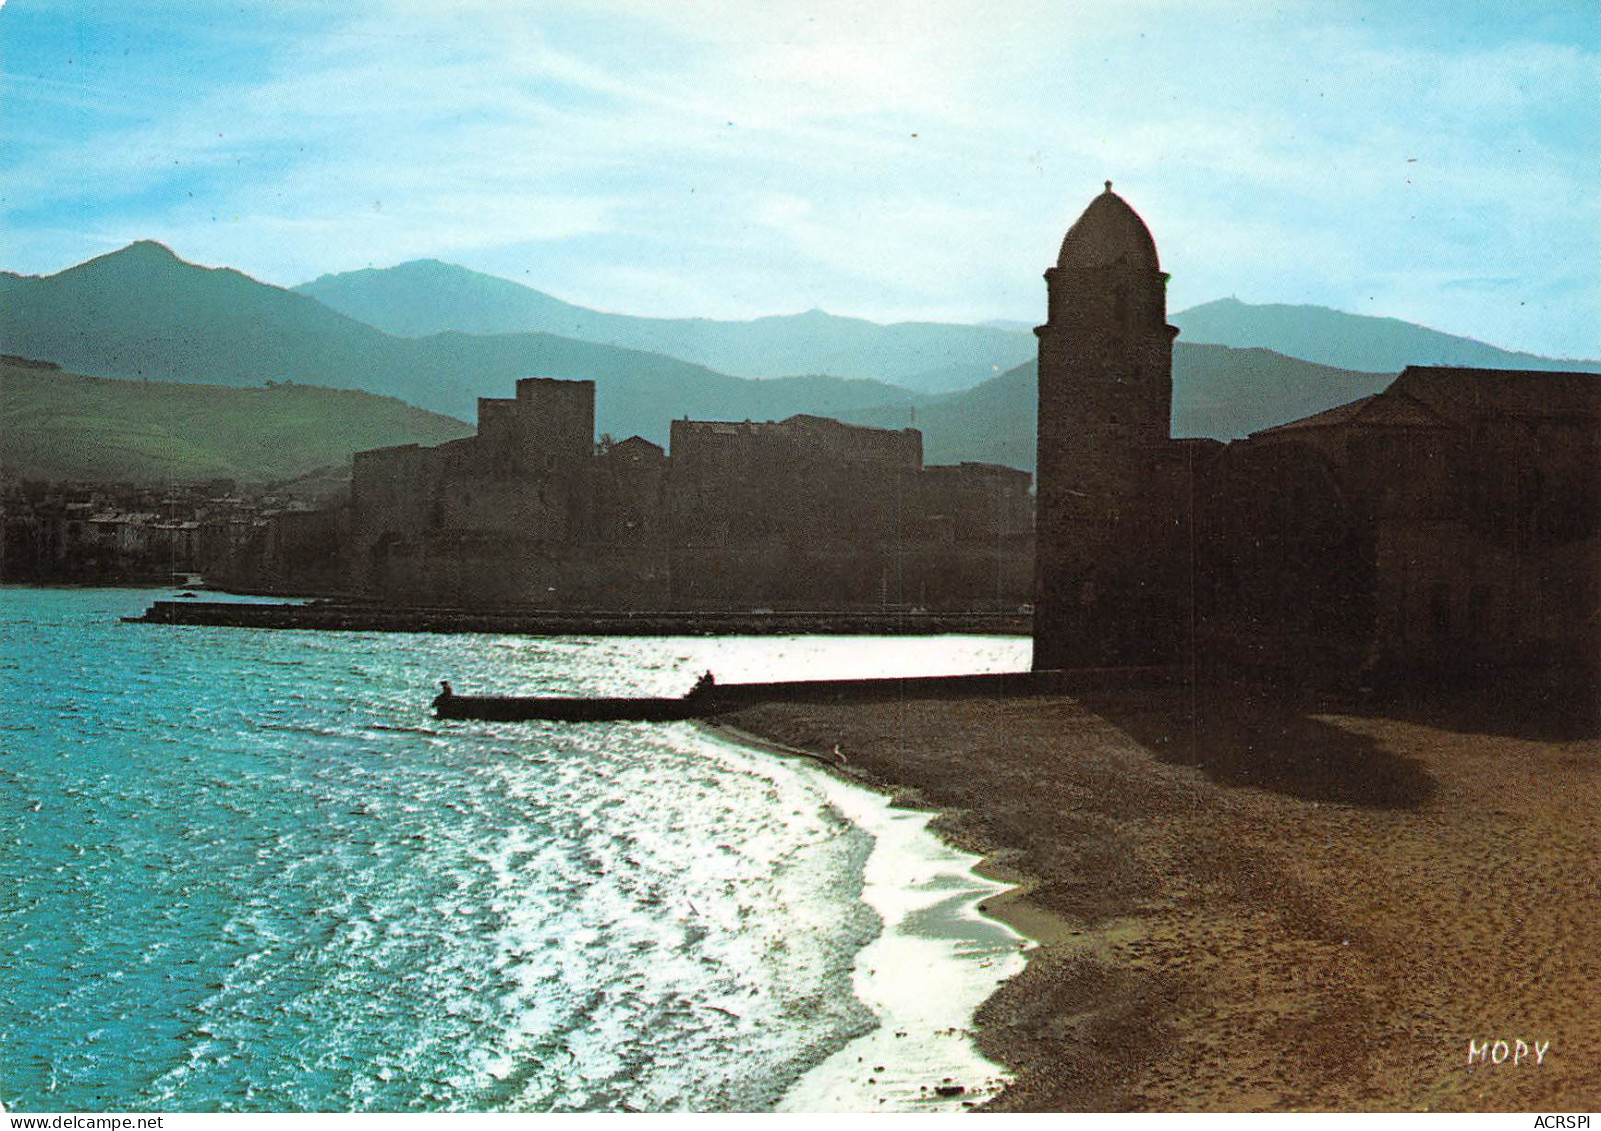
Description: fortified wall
xmin=345 ymin=379 xmax=1034 ymax=610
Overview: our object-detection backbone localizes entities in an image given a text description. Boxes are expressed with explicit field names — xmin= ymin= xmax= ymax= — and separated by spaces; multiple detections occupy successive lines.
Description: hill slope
xmin=295 ymin=258 xmax=1037 ymax=392
xmin=0 ymin=356 xmax=475 ymax=483
xmin=840 ymin=345 xmax=1397 ymax=471
xmin=1172 ymin=297 xmax=1601 ymax=376
xmin=0 ymin=243 xmax=921 ymax=442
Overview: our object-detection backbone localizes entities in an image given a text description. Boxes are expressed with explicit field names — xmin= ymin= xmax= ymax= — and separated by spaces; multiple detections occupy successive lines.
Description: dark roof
xmin=675 ymin=414 xmax=917 ymax=440
xmin=1390 ymin=366 xmax=1601 ymax=425
xmin=1252 ymin=393 xmax=1451 ymax=438
xmin=672 ymin=419 xmax=748 ymax=434
xmin=609 ymin=435 xmax=664 ymax=456
xmin=1252 ymin=396 xmax=1379 ymax=436
xmin=1252 ymin=367 xmax=1600 ymax=440
xmin=1057 ymin=183 xmax=1160 ymax=271
xmin=780 ymin=413 xmax=916 ymax=436
xmin=352 ymin=442 xmax=422 ymax=460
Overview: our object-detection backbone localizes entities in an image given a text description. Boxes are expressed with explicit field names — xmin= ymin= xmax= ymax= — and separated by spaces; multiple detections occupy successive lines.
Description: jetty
xmin=430 ymin=667 xmax=1179 ymax=723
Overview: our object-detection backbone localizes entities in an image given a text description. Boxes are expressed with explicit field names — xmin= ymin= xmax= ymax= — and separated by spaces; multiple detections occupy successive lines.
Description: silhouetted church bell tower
xmin=1033 ymin=182 xmax=1182 ymax=670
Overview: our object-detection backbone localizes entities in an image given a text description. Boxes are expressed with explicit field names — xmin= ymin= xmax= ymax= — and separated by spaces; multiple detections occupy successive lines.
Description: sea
xmin=0 ymin=587 xmax=1033 ymax=1113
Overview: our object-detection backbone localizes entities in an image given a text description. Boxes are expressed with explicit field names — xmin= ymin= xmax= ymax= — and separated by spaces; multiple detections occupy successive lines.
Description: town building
xmin=0 ymin=479 xmax=264 ymax=583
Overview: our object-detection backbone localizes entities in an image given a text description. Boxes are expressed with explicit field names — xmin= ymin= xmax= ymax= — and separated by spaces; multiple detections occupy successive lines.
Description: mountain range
xmin=1171 ymin=297 xmax=1600 ymax=377
xmin=840 ymin=346 xmax=1399 ymax=469
xmin=0 ymin=243 xmax=912 ymax=436
xmin=299 ymin=258 xmax=1600 ymax=394
xmin=4 ymin=241 xmax=1593 ymax=482
xmin=295 ymin=259 xmax=1037 ymax=394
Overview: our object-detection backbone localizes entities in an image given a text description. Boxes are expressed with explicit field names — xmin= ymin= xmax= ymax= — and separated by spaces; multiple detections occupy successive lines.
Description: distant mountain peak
xmin=386 ymin=258 xmax=463 ymax=274
xmin=761 ymin=307 xmax=839 ymax=323
xmin=307 ymin=258 xmax=493 ymax=286
xmin=303 ymin=260 xmax=436 ymax=287
xmin=52 ymin=240 xmax=242 ymax=286
xmin=63 ymin=243 xmax=369 ymax=303
xmin=123 ymin=239 xmax=180 ymax=258
xmin=87 ymin=240 xmax=186 ymax=270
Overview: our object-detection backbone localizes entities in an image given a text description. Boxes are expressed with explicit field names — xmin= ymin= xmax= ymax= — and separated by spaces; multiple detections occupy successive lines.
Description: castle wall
xmin=919 ymin=463 xmax=1034 ymax=545
xmin=666 ymin=416 xmax=925 ymax=551
xmin=348 ymin=379 xmax=601 ymax=600
xmin=344 ymin=385 xmax=1032 ymax=610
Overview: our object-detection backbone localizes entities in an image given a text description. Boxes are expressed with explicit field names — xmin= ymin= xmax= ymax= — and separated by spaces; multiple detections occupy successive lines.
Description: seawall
xmin=127 ymin=600 xmax=1029 ymax=637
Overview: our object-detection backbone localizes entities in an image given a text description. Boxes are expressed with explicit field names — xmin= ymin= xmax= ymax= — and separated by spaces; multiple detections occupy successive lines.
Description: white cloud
xmin=5 ymin=0 xmax=1596 ymax=356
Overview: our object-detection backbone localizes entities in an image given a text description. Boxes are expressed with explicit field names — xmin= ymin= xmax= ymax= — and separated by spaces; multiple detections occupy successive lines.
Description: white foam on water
xmin=777 ymin=768 xmax=1030 ymax=1112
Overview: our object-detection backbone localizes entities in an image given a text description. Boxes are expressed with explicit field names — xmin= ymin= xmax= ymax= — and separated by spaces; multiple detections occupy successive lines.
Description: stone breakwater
xmin=128 ymin=599 xmax=1030 ymax=637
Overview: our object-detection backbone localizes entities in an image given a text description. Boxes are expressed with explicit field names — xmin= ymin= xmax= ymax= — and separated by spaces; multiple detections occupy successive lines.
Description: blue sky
xmin=3 ymin=0 xmax=1596 ymax=358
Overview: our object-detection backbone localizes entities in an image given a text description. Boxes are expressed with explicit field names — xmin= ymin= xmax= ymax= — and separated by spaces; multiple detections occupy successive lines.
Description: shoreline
xmin=774 ymin=770 xmax=1025 ymax=1112
xmin=718 ymin=683 xmax=1601 ymax=1111
xmin=703 ymin=718 xmax=1081 ymax=1112
xmin=703 ymin=719 xmax=1080 ymax=953
xmin=699 ymin=721 xmax=1058 ymax=1111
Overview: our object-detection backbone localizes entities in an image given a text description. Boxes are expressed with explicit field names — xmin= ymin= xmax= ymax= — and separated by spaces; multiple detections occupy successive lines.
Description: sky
xmin=2 ymin=0 xmax=1596 ymax=358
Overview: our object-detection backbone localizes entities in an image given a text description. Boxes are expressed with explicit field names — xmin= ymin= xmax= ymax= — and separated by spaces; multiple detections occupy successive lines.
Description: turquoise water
xmin=0 ymin=588 xmax=1027 ymax=1112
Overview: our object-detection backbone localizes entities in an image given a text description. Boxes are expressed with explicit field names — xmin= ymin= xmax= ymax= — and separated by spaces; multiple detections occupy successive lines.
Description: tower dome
xmin=1056 ymin=181 xmax=1160 ymax=271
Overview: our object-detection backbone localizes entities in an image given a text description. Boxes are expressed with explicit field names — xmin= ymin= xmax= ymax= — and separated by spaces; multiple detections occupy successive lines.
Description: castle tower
xmin=1033 ymin=182 xmax=1180 ymax=670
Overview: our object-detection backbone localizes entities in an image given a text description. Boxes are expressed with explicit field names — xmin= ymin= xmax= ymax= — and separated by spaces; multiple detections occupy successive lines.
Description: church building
xmin=1032 ymin=183 xmax=1599 ymax=691
xmin=1033 ymin=183 xmax=1202 ymax=670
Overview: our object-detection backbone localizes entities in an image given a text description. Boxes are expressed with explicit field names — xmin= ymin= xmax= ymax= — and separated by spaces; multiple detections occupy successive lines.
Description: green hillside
xmin=0 ymin=357 xmax=475 ymax=483
xmin=1171 ymin=343 xmax=1398 ymax=439
xmin=0 ymin=243 xmax=921 ymax=434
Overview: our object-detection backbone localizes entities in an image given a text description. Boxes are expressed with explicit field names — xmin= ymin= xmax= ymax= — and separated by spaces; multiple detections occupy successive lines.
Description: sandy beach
xmin=721 ymin=681 xmax=1600 ymax=1111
